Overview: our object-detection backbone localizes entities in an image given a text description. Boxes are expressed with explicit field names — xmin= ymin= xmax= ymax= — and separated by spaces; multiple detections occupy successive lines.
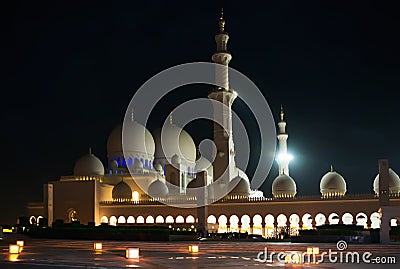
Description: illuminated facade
xmin=27 ymin=12 xmax=400 ymax=239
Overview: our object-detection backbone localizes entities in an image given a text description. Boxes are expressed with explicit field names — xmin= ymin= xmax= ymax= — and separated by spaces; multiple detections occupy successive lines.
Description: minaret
xmin=208 ymin=9 xmax=237 ymax=184
xmin=276 ymin=105 xmax=292 ymax=175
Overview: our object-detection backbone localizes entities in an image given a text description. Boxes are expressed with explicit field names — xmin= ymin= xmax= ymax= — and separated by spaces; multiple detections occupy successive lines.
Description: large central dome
xmin=320 ymin=166 xmax=347 ymax=197
xmin=153 ymin=124 xmax=196 ymax=164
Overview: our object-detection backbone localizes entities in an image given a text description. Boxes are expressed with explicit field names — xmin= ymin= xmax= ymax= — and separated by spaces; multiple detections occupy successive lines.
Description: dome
xmin=171 ymin=154 xmax=181 ymax=165
xmin=320 ymin=168 xmax=347 ymax=197
xmin=74 ymin=151 xmax=104 ymax=176
xmin=153 ymin=125 xmax=196 ymax=164
xmin=107 ymin=122 xmax=155 ymax=158
xmin=109 ymin=160 xmax=118 ymax=170
xmin=228 ymin=176 xmax=250 ymax=196
xmin=272 ymin=174 xmax=297 ymax=198
xmin=195 ymin=156 xmax=213 ymax=178
xmin=112 ymin=180 xmax=132 ymax=200
xmin=155 ymin=163 xmax=163 ymax=173
xmin=148 ymin=179 xmax=169 ymax=198
xmin=373 ymin=168 xmax=400 ymax=195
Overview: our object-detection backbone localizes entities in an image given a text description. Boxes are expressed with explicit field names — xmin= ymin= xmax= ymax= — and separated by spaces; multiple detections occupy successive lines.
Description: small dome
xmin=112 ymin=180 xmax=132 ymax=200
xmin=155 ymin=163 xmax=163 ymax=173
xmin=373 ymin=168 xmax=400 ymax=195
xmin=320 ymin=168 xmax=347 ymax=197
xmin=195 ymin=156 xmax=213 ymax=178
xmin=134 ymin=160 xmax=144 ymax=169
xmin=228 ymin=176 xmax=250 ymax=196
xmin=153 ymin=125 xmax=196 ymax=163
xmin=171 ymin=154 xmax=181 ymax=165
xmin=148 ymin=180 xmax=169 ymax=198
xmin=74 ymin=151 xmax=104 ymax=176
xmin=272 ymin=174 xmax=297 ymax=198
xmin=109 ymin=160 xmax=118 ymax=170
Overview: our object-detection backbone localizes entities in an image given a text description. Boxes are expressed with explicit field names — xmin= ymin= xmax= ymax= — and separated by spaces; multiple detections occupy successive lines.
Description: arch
xmin=186 ymin=215 xmax=195 ymax=224
xmin=128 ymin=157 xmax=133 ymax=166
xmin=176 ymin=215 xmax=185 ymax=224
xmin=315 ymin=213 xmax=326 ymax=226
xmin=132 ymin=191 xmax=139 ymax=202
xmin=145 ymin=159 xmax=149 ymax=168
xmin=229 ymin=215 xmax=239 ymax=233
xmin=277 ymin=214 xmax=287 ymax=227
xmin=155 ymin=215 xmax=164 ymax=224
xmin=241 ymin=214 xmax=251 ymax=233
xmin=109 ymin=216 xmax=117 ymax=226
xmin=289 ymin=214 xmax=300 ymax=236
xmin=253 ymin=214 xmax=263 ymax=235
xmin=29 ymin=216 xmax=37 ymax=225
xmin=165 ymin=215 xmax=174 ymax=224
xmin=370 ymin=212 xmax=381 ymax=229
xmin=342 ymin=212 xmax=353 ymax=225
xmin=328 ymin=212 xmax=340 ymax=225
xmin=117 ymin=216 xmax=126 ymax=224
xmin=302 ymin=213 xmax=313 ymax=229
xmin=355 ymin=212 xmax=368 ymax=227
xmin=264 ymin=214 xmax=275 ymax=238
xmin=127 ymin=216 xmax=135 ymax=224
xmin=100 ymin=216 xmax=108 ymax=224
xmin=207 ymin=215 xmax=216 ymax=224
xmin=136 ymin=216 xmax=145 ymax=224
xmin=146 ymin=215 xmax=154 ymax=224
xmin=218 ymin=215 xmax=228 ymax=233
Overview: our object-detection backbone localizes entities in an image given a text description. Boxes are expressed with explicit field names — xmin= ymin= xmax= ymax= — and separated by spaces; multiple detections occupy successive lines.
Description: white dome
xmin=153 ymin=125 xmax=196 ymax=164
xmin=195 ymin=156 xmax=213 ymax=178
xmin=74 ymin=152 xmax=104 ymax=176
xmin=320 ymin=169 xmax=347 ymax=197
xmin=272 ymin=174 xmax=297 ymax=198
xmin=171 ymin=154 xmax=181 ymax=165
xmin=148 ymin=180 xmax=169 ymax=197
xmin=109 ymin=160 xmax=118 ymax=170
xmin=155 ymin=163 xmax=163 ymax=173
xmin=228 ymin=176 xmax=250 ymax=196
xmin=107 ymin=122 xmax=155 ymax=158
xmin=373 ymin=168 xmax=400 ymax=195
xmin=112 ymin=180 xmax=132 ymax=200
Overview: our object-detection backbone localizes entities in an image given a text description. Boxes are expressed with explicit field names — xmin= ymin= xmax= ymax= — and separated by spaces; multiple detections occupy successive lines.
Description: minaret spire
xmin=219 ymin=8 xmax=225 ymax=32
xmin=276 ymin=106 xmax=292 ymax=175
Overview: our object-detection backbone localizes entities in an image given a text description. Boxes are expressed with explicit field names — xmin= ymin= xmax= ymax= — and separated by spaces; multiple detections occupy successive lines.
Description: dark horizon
xmin=1 ymin=1 xmax=400 ymax=225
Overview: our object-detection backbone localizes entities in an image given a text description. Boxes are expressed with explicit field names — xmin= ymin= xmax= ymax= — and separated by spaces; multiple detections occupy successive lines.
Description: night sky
xmin=1 ymin=1 xmax=400 ymax=225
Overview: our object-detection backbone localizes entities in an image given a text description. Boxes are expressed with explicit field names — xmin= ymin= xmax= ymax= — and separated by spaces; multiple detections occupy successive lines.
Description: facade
xmin=27 ymin=12 xmax=400 ymax=240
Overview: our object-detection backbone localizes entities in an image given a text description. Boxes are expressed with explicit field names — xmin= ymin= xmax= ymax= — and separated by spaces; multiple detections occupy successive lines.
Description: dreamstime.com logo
xmin=256 ymin=240 xmax=397 ymax=264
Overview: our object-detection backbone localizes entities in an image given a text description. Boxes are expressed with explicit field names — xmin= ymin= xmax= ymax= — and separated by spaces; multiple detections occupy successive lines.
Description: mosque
xmin=27 ymin=12 xmax=400 ymax=241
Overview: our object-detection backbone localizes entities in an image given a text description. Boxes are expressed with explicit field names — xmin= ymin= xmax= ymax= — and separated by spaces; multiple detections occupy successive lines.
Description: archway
xmin=302 ymin=213 xmax=313 ymax=229
xmin=315 ymin=213 xmax=326 ymax=226
xmin=127 ymin=216 xmax=135 ymax=224
xmin=229 ymin=215 xmax=239 ymax=233
xmin=166 ymin=215 xmax=174 ymax=224
xmin=117 ymin=216 xmax=126 ymax=224
xmin=253 ymin=214 xmax=263 ymax=235
xmin=265 ymin=214 xmax=275 ymax=238
xmin=370 ymin=212 xmax=380 ymax=229
xmin=155 ymin=215 xmax=164 ymax=224
xmin=100 ymin=216 xmax=108 ymax=224
xmin=109 ymin=216 xmax=117 ymax=226
xmin=289 ymin=214 xmax=300 ymax=236
xmin=355 ymin=212 xmax=368 ymax=228
xmin=186 ymin=215 xmax=195 ymax=224
xmin=176 ymin=215 xmax=185 ymax=224
xmin=328 ymin=213 xmax=340 ymax=225
xmin=218 ymin=215 xmax=227 ymax=233
xmin=146 ymin=216 xmax=154 ymax=224
xmin=136 ymin=216 xmax=145 ymax=224
xmin=342 ymin=213 xmax=353 ymax=225
xmin=240 ymin=215 xmax=250 ymax=233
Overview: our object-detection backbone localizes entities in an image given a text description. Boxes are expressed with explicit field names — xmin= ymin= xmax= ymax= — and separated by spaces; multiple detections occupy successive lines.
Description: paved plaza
xmin=1 ymin=235 xmax=399 ymax=268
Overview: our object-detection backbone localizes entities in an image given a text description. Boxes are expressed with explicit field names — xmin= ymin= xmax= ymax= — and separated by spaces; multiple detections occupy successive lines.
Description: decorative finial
xmin=169 ymin=113 xmax=173 ymax=125
xmin=219 ymin=8 xmax=225 ymax=32
xmin=89 ymin=147 xmax=92 ymax=155
xmin=280 ymin=105 xmax=284 ymax=121
xmin=330 ymin=164 xmax=334 ymax=172
xmin=131 ymin=109 xmax=135 ymax=122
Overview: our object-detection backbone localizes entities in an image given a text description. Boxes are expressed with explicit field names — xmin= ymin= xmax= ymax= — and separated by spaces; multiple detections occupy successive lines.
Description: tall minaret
xmin=276 ymin=105 xmax=292 ymax=175
xmin=208 ymin=9 xmax=237 ymax=184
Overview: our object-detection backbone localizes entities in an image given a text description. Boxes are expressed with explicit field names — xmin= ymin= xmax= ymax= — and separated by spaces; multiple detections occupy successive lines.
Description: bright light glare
xmin=276 ymin=153 xmax=294 ymax=163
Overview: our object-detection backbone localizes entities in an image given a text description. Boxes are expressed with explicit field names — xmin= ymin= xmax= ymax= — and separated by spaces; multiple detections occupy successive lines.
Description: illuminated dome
xmin=373 ymin=168 xmax=400 ymax=195
xmin=148 ymin=179 xmax=169 ymax=198
xmin=153 ymin=124 xmax=196 ymax=164
xmin=320 ymin=166 xmax=347 ymax=197
xmin=171 ymin=154 xmax=181 ymax=165
xmin=74 ymin=151 xmax=104 ymax=176
xmin=228 ymin=176 xmax=250 ymax=197
xmin=195 ymin=156 xmax=213 ymax=178
xmin=112 ymin=180 xmax=132 ymax=200
xmin=107 ymin=121 xmax=155 ymax=159
xmin=272 ymin=174 xmax=296 ymax=198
